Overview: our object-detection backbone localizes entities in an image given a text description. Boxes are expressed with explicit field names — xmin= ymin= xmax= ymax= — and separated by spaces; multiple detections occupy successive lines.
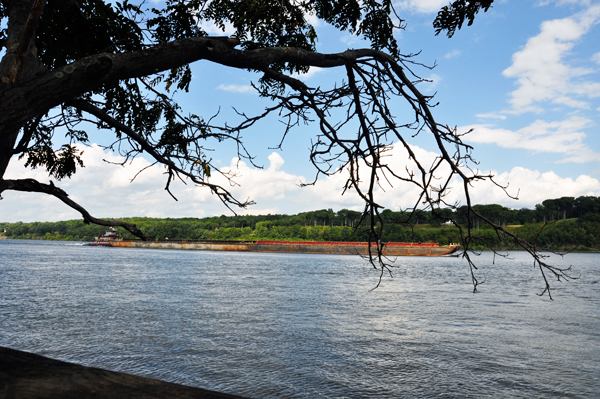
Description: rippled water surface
xmin=1 ymin=239 xmax=599 ymax=398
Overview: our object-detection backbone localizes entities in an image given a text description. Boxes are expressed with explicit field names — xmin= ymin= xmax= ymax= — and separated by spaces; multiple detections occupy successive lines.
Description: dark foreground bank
xmin=0 ymin=347 xmax=247 ymax=399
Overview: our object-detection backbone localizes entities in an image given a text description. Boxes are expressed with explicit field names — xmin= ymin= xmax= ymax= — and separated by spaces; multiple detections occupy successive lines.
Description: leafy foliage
xmin=434 ymin=0 xmax=494 ymax=38
xmin=36 ymin=0 xmax=145 ymax=69
xmin=22 ymin=144 xmax=84 ymax=179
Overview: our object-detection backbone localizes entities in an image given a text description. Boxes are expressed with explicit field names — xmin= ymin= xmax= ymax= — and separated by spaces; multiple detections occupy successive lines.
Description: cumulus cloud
xmin=207 ymin=153 xmax=305 ymax=204
xmin=537 ymin=0 xmax=594 ymax=6
xmin=217 ymin=83 xmax=255 ymax=94
xmin=420 ymin=73 xmax=442 ymax=92
xmin=396 ymin=0 xmax=449 ymax=14
xmin=444 ymin=49 xmax=462 ymax=59
xmin=200 ymin=20 xmax=236 ymax=36
xmin=292 ymin=66 xmax=324 ymax=81
xmin=340 ymin=33 xmax=365 ymax=47
xmin=476 ymin=113 xmax=507 ymax=120
xmin=464 ymin=167 xmax=600 ymax=208
xmin=2 ymin=144 xmax=599 ymax=223
xmin=1 ymin=145 xmax=177 ymax=222
xmin=1 ymin=146 xmax=307 ymax=222
xmin=300 ymin=142 xmax=600 ymax=210
xmin=463 ymin=116 xmax=600 ymax=163
xmin=502 ymin=4 xmax=600 ymax=113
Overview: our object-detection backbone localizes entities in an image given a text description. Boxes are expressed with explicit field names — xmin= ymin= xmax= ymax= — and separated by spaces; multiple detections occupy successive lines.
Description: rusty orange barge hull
xmin=107 ymin=239 xmax=460 ymax=256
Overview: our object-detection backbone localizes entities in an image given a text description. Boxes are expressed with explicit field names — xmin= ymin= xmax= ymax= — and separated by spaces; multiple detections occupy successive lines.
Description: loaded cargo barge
xmin=91 ymin=229 xmax=461 ymax=256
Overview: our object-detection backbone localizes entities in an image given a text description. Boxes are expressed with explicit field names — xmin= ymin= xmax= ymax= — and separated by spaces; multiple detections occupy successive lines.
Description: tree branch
xmin=0 ymin=37 xmax=338 ymax=140
xmin=65 ymin=98 xmax=253 ymax=211
xmin=0 ymin=178 xmax=152 ymax=240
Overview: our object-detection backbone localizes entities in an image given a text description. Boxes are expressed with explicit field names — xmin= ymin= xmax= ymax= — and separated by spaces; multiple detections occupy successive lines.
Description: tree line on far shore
xmin=1 ymin=196 xmax=599 ymax=251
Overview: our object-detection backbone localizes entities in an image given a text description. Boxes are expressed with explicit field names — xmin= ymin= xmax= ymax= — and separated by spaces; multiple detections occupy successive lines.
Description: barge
xmin=91 ymin=229 xmax=460 ymax=256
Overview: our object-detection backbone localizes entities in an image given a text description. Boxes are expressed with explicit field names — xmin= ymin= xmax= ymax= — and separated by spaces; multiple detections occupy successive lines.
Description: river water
xmin=1 ymin=239 xmax=599 ymax=398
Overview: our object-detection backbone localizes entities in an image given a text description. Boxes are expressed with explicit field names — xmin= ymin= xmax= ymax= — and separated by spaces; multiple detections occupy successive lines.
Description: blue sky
xmin=2 ymin=0 xmax=600 ymax=222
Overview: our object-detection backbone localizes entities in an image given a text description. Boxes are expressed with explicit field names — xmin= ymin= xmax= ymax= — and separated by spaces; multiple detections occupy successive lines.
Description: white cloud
xmin=200 ymin=20 xmax=236 ymax=36
xmin=476 ymin=112 xmax=507 ymax=120
xmin=304 ymin=10 xmax=322 ymax=27
xmin=208 ymin=153 xmax=305 ymax=204
xmin=420 ymin=73 xmax=442 ymax=93
xmin=428 ymin=73 xmax=442 ymax=86
xmin=2 ymin=143 xmax=599 ymax=223
xmin=216 ymin=84 xmax=255 ymax=94
xmin=552 ymin=96 xmax=590 ymax=108
xmin=300 ymin=142 xmax=600 ymax=211
xmin=1 ymin=145 xmax=179 ymax=222
xmin=502 ymin=4 xmax=600 ymax=113
xmin=396 ymin=0 xmax=449 ymax=14
xmin=463 ymin=116 xmax=599 ymax=163
xmin=537 ymin=0 xmax=594 ymax=6
xmin=592 ymin=51 xmax=600 ymax=64
xmin=0 ymin=146 xmax=307 ymax=222
xmin=465 ymin=167 xmax=600 ymax=208
xmin=292 ymin=66 xmax=324 ymax=81
xmin=444 ymin=49 xmax=462 ymax=59
xmin=340 ymin=33 xmax=365 ymax=47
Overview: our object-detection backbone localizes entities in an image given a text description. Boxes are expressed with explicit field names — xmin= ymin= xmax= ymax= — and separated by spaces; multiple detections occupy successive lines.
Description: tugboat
xmin=89 ymin=228 xmax=118 ymax=246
